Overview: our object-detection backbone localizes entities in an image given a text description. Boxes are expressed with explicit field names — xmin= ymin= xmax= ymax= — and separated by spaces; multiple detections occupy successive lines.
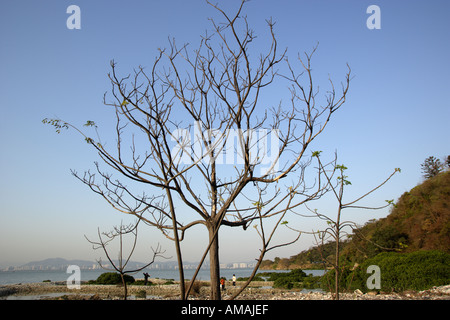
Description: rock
xmin=436 ymin=285 xmax=450 ymax=295
xmin=354 ymin=289 xmax=363 ymax=295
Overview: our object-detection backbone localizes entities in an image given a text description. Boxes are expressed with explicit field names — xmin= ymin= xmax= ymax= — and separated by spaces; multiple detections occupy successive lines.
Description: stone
xmin=354 ymin=289 xmax=363 ymax=295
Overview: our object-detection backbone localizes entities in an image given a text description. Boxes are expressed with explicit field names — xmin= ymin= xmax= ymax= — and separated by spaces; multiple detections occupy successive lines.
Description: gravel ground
xmin=1 ymin=280 xmax=449 ymax=300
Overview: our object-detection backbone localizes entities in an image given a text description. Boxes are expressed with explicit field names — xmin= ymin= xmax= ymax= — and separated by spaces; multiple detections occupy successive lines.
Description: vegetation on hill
xmin=345 ymin=170 xmax=450 ymax=262
xmin=261 ymin=169 xmax=450 ymax=270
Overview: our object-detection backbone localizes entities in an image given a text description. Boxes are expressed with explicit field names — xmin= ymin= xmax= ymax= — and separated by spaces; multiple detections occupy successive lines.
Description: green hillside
xmin=261 ymin=171 xmax=450 ymax=270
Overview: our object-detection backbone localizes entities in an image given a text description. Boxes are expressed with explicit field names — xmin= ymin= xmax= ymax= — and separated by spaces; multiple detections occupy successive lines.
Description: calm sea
xmin=0 ymin=268 xmax=325 ymax=285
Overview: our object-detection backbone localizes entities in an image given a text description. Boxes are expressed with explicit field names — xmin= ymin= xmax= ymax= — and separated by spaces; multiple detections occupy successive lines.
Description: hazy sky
xmin=1 ymin=0 xmax=449 ymax=268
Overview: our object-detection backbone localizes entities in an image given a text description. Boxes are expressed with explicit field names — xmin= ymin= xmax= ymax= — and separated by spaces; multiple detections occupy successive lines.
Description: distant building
xmin=232 ymin=262 xmax=248 ymax=268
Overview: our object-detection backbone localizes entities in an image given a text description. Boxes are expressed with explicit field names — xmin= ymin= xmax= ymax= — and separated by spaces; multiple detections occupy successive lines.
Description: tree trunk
xmin=166 ymin=189 xmax=186 ymax=299
xmin=173 ymin=227 xmax=185 ymax=299
xmin=208 ymin=224 xmax=221 ymax=300
xmin=335 ymin=239 xmax=340 ymax=300
xmin=121 ymin=273 xmax=128 ymax=300
xmin=334 ymin=204 xmax=342 ymax=300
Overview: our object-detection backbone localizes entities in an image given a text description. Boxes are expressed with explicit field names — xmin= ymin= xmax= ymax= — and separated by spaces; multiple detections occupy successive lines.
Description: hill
xmin=261 ymin=171 xmax=450 ymax=269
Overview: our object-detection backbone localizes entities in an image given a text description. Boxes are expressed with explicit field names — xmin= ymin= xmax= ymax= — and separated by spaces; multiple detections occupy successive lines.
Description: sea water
xmin=0 ymin=268 xmax=326 ymax=285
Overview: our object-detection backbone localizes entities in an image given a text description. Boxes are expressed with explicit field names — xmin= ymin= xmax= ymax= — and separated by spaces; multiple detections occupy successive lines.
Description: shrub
xmin=270 ymin=269 xmax=307 ymax=289
xmin=273 ymin=277 xmax=295 ymax=289
xmin=95 ymin=272 xmax=135 ymax=285
xmin=236 ymin=276 xmax=265 ymax=282
xmin=302 ymin=275 xmax=322 ymax=289
xmin=368 ymin=225 xmax=409 ymax=255
xmin=320 ymin=266 xmax=355 ymax=292
xmin=350 ymin=250 xmax=450 ymax=292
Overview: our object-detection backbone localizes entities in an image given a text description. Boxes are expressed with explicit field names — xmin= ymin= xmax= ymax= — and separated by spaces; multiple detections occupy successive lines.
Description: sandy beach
xmin=1 ymin=279 xmax=449 ymax=300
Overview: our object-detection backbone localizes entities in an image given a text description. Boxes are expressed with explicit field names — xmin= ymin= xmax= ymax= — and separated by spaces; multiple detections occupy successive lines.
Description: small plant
xmin=185 ymin=280 xmax=206 ymax=296
xmin=287 ymin=154 xmax=400 ymax=299
xmin=85 ymin=219 xmax=167 ymax=300
xmin=135 ymin=290 xmax=147 ymax=299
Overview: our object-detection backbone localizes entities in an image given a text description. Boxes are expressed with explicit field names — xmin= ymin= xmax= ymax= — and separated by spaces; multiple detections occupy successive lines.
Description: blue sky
xmin=0 ymin=0 xmax=449 ymax=268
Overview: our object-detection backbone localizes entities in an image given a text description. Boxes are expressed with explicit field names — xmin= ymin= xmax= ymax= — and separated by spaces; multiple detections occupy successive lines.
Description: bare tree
xmin=85 ymin=219 xmax=166 ymax=300
xmin=43 ymin=0 xmax=351 ymax=300
xmin=287 ymin=152 xmax=400 ymax=299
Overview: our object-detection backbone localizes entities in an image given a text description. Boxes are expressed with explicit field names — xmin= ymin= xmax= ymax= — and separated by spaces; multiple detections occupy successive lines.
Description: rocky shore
xmin=1 ymin=280 xmax=449 ymax=300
